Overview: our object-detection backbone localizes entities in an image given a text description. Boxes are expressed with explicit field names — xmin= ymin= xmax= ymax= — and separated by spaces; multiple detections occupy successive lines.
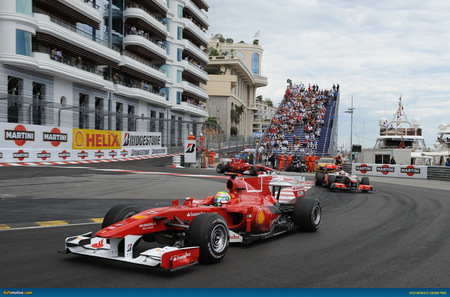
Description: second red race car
xmin=61 ymin=174 xmax=321 ymax=271
xmin=216 ymin=157 xmax=274 ymax=176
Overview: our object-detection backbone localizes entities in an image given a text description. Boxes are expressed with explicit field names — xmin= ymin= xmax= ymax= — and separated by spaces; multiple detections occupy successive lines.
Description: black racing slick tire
xmin=293 ymin=197 xmax=321 ymax=232
xmin=361 ymin=176 xmax=370 ymax=185
xmin=327 ymin=174 xmax=336 ymax=189
xmin=315 ymin=172 xmax=324 ymax=186
xmin=186 ymin=213 xmax=229 ymax=264
xmin=216 ymin=164 xmax=225 ymax=173
xmin=101 ymin=204 xmax=142 ymax=228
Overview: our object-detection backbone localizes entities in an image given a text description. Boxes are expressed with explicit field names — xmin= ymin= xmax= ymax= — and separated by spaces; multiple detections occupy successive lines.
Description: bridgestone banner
xmin=0 ymin=123 xmax=166 ymax=163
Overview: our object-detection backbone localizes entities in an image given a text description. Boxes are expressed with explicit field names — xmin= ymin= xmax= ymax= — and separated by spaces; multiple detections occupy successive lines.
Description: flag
xmin=253 ymin=30 xmax=260 ymax=38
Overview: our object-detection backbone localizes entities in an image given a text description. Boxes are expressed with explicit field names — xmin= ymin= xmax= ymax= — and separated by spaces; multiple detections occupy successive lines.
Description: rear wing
xmin=269 ymin=176 xmax=306 ymax=200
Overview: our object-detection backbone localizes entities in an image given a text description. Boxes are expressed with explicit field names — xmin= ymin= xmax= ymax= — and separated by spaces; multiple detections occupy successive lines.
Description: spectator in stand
xmin=445 ymin=158 xmax=450 ymax=167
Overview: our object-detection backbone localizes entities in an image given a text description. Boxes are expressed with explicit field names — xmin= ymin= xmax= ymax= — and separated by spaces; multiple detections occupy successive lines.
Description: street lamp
xmin=344 ymin=96 xmax=354 ymax=157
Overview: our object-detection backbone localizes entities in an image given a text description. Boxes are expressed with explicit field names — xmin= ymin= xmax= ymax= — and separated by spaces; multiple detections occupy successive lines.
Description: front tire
xmin=186 ymin=213 xmax=229 ymax=264
xmin=327 ymin=174 xmax=336 ymax=189
xmin=315 ymin=172 xmax=324 ymax=186
xmin=293 ymin=198 xmax=321 ymax=232
xmin=102 ymin=204 xmax=142 ymax=228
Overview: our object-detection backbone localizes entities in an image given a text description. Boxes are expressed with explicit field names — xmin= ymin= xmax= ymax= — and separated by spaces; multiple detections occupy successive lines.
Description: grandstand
xmin=259 ymin=82 xmax=339 ymax=157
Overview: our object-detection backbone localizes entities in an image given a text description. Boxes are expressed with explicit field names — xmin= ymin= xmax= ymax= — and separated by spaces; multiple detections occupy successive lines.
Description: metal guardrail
xmin=427 ymin=166 xmax=450 ymax=181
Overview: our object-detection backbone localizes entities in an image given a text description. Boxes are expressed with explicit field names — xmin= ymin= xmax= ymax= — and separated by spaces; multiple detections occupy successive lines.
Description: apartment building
xmin=0 ymin=0 xmax=209 ymax=148
xmin=204 ymin=37 xmax=268 ymax=137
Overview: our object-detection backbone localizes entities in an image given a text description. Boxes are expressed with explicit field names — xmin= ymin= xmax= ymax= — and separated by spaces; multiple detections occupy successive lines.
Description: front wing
xmin=61 ymin=232 xmax=199 ymax=271
xmin=333 ymin=182 xmax=374 ymax=191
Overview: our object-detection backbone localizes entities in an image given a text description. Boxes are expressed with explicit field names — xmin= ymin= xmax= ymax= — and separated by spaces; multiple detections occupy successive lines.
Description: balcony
xmin=120 ymin=51 xmax=167 ymax=82
xmin=182 ymin=60 xmax=208 ymax=83
xmin=183 ymin=39 xmax=209 ymax=64
xmin=123 ymin=33 xmax=168 ymax=62
xmin=182 ymin=81 xmax=208 ymax=101
xmin=124 ymin=5 xmax=167 ymax=37
xmin=184 ymin=0 xmax=209 ymax=27
xmin=114 ymin=82 xmax=171 ymax=108
xmin=34 ymin=13 xmax=121 ymax=64
xmin=59 ymin=0 xmax=101 ymax=25
xmin=171 ymin=101 xmax=208 ymax=117
xmin=33 ymin=52 xmax=112 ymax=89
xmin=183 ymin=18 xmax=209 ymax=47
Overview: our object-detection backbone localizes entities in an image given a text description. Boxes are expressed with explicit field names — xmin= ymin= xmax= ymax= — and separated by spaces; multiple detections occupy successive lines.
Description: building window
xmin=177 ymin=5 xmax=183 ymax=18
xmin=177 ymin=92 xmax=182 ymax=104
xmin=150 ymin=110 xmax=156 ymax=132
xmin=95 ymin=97 xmax=104 ymax=130
xmin=32 ymin=82 xmax=46 ymax=125
xmin=16 ymin=0 xmax=32 ymax=16
xmin=79 ymin=94 xmax=89 ymax=129
xmin=177 ymin=48 xmax=182 ymax=62
xmin=115 ymin=102 xmax=123 ymax=131
xmin=177 ymin=70 xmax=182 ymax=83
xmin=7 ymin=76 xmax=23 ymax=123
xmin=177 ymin=27 xmax=182 ymax=40
xmin=251 ymin=53 xmax=259 ymax=75
xmin=171 ymin=115 xmax=176 ymax=146
xmin=128 ymin=105 xmax=135 ymax=131
xmin=16 ymin=30 xmax=32 ymax=57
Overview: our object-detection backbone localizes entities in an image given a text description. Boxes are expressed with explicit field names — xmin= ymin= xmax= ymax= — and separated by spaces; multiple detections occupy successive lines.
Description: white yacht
xmin=423 ymin=123 xmax=450 ymax=165
xmin=360 ymin=98 xmax=430 ymax=165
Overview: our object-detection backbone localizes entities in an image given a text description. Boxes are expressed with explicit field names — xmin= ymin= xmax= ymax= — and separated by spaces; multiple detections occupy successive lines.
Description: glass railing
xmin=48 ymin=16 xmax=121 ymax=52
xmin=125 ymin=2 xmax=166 ymax=25
xmin=122 ymin=51 xmax=166 ymax=73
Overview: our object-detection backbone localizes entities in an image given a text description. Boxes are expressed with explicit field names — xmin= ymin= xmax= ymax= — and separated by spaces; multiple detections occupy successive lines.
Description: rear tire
xmin=102 ymin=204 xmax=142 ymax=228
xmin=216 ymin=164 xmax=224 ymax=173
xmin=250 ymin=166 xmax=257 ymax=176
xmin=293 ymin=198 xmax=321 ymax=232
xmin=186 ymin=213 xmax=229 ymax=264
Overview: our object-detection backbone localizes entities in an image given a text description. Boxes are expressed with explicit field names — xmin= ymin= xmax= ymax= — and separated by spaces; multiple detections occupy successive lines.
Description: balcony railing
xmin=48 ymin=16 xmax=121 ymax=52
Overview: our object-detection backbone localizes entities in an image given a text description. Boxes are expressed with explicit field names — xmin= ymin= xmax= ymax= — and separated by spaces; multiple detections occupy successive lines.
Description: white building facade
xmin=0 ymin=0 xmax=209 ymax=148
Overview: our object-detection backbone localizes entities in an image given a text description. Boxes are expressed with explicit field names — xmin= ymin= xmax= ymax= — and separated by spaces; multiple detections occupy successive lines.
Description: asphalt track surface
xmin=0 ymin=158 xmax=449 ymax=288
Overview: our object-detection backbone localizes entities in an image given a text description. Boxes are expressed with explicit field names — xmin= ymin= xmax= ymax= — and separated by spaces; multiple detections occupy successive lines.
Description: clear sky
xmin=206 ymin=0 xmax=450 ymax=149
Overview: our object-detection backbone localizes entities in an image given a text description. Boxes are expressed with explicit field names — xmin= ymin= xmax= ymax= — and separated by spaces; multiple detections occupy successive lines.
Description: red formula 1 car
xmin=216 ymin=157 xmax=274 ymax=176
xmin=61 ymin=175 xmax=321 ymax=271
xmin=316 ymin=170 xmax=373 ymax=192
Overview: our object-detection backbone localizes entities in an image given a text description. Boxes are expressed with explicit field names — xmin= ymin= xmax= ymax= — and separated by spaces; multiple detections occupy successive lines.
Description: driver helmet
xmin=339 ymin=170 xmax=346 ymax=176
xmin=214 ymin=191 xmax=230 ymax=206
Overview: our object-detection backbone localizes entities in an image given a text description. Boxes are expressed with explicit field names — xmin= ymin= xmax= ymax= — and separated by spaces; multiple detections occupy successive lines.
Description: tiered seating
xmin=260 ymin=84 xmax=338 ymax=157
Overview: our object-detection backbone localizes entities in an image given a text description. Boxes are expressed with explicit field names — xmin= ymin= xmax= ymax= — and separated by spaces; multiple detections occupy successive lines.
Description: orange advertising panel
xmin=73 ymin=129 xmax=122 ymax=150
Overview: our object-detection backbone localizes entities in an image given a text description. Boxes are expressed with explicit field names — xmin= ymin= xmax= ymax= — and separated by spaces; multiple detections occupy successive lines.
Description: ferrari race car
xmin=316 ymin=170 xmax=373 ymax=192
xmin=61 ymin=174 xmax=321 ymax=271
xmin=216 ymin=157 xmax=274 ymax=176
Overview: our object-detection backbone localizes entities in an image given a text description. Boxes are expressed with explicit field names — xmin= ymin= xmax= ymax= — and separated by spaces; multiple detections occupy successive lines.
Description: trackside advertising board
xmin=352 ymin=163 xmax=428 ymax=179
xmin=0 ymin=123 xmax=165 ymax=163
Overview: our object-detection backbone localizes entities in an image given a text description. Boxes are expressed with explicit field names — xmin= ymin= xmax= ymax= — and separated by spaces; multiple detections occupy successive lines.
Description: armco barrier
xmin=427 ymin=166 xmax=450 ymax=181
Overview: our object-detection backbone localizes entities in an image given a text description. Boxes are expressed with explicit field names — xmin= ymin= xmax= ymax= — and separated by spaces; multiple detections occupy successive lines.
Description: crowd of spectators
xmin=183 ymin=95 xmax=205 ymax=109
xmin=260 ymin=83 xmax=337 ymax=156
xmin=184 ymin=56 xmax=205 ymax=70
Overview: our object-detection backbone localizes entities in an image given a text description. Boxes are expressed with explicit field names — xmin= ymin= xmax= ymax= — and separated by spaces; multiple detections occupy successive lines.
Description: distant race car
xmin=316 ymin=170 xmax=373 ymax=192
xmin=61 ymin=174 xmax=321 ymax=271
xmin=216 ymin=157 xmax=274 ymax=176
